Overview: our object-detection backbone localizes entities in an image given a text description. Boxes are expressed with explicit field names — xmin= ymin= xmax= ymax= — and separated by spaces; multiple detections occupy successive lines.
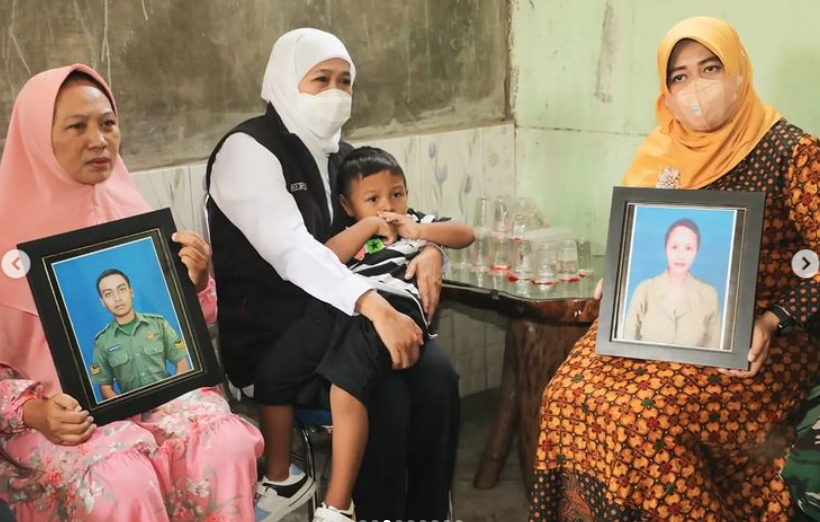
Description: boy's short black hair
xmin=339 ymin=146 xmax=406 ymax=198
xmin=96 ymin=268 xmax=131 ymax=296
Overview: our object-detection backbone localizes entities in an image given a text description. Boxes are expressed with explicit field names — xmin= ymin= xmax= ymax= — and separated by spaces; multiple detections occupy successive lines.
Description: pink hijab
xmin=0 ymin=64 xmax=150 ymax=391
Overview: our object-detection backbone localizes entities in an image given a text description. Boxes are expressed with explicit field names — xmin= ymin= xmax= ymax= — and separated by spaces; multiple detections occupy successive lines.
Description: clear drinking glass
xmin=532 ymin=242 xmax=557 ymax=285
xmin=489 ymin=233 xmax=513 ymax=274
xmin=492 ymin=197 xmax=511 ymax=235
xmin=448 ymin=247 xmax=469 ymax=274
xmin=557 ymin=239 xmax=580 ymax=282
xmin=576 ymin=238 xmax=594 ymax=277
xmin=511 ymin=197 xmax=532 ymax=240
xmin=473 ymin=197 xmax=491 ymax=235
xmin=510 ymin=239 xmax=534 ymax=281
xmin=470 ymin=232 xmax=490 ymax=273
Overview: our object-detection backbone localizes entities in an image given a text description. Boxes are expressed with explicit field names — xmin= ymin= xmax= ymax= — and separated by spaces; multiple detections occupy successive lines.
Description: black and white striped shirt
xmin=346 ymin=209 xmax=449 ymax=311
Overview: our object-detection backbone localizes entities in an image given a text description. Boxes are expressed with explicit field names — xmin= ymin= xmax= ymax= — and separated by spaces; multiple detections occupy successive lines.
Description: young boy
xmin=329 ymin=146 xmax=475 ymax=330
xmin=325 ymin=146 xmax=474 ymax=517
xmin=256 ymin=147 xmax=473 ymax=522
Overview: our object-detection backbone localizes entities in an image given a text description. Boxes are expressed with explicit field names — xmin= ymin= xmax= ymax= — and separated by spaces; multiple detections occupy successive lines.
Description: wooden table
xmin=442 ymin=262 xmax=601 ymax=490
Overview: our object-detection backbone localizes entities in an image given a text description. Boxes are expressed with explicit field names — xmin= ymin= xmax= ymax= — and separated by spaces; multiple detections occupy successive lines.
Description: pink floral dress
xmin=0 ymin=283 xmax=264 ymax=522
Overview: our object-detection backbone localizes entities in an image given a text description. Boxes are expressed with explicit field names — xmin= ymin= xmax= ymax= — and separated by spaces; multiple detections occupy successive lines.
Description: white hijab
xmin=261 ymin=28 xmax=356 ymax=155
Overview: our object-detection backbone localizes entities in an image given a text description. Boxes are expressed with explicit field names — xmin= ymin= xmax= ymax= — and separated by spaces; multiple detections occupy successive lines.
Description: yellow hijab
xmin=622 ymin=17 xmax=781 ymax=189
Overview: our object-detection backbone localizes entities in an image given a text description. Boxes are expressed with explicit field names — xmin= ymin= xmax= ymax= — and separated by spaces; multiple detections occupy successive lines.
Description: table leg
xmin=515 ymin=320 xmax=589 ymax=490
xmin=473 ymin=319 xmax=520 ymax=489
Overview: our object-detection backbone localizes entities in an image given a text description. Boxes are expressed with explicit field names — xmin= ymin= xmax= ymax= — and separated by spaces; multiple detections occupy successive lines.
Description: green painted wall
xmin=512 ymin=0 xmax=820 ymax=253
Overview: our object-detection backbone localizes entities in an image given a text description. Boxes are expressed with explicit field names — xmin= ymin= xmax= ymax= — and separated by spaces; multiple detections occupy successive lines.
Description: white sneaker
xmin=254 ymin=465 xmax=316 ymax=522
xmin=311 ymin=502 xmax=356 ymax=522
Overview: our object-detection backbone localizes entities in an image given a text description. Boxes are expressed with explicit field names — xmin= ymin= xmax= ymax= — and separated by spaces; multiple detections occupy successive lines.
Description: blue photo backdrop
xmin=621 ymin=204 xmax=736 ymax=335
xmin=52 ymin=237 xmax=190 ymax=402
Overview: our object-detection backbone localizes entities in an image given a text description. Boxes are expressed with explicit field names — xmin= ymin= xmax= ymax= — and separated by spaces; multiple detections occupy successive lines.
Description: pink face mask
xmin=665 ymin=76 xmax=741 ymax=132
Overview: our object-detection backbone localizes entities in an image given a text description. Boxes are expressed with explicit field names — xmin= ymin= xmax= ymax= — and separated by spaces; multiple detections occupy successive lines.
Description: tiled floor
xmin=281 ymin=388 xmax=530 ymax=522
xmin=451 ymin=389 xmax=530 ymax=522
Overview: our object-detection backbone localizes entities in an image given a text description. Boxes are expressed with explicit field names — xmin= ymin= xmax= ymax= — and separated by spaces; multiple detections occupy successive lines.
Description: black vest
xmin=205 ymin=104 xmax=352 ymax=385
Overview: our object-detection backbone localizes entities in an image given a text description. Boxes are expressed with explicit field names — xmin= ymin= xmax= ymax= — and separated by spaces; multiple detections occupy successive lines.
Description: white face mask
xmin=296 ymin=89 xmax=352 ymax=139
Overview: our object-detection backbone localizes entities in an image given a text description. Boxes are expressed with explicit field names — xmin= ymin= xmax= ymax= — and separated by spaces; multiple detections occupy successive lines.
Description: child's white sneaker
xmin=311 ymin=501 xmax=356 ymax=522
xmin=254 ymin=464 xmax=316 ymax=522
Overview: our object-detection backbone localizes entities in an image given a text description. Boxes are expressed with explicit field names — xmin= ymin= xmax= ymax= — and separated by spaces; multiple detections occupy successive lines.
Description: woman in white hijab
xmin=207 ymin=29 xmax=459 ymax=522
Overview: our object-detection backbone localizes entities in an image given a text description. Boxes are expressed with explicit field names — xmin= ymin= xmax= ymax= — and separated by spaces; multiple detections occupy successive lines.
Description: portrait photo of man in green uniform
xmin=90 ymin=268 xmax=191 ymax=399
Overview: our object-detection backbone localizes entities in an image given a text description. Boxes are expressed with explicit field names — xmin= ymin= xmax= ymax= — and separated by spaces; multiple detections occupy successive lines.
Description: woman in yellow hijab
xmin=529 ymin=17 xmax=820 ymax=522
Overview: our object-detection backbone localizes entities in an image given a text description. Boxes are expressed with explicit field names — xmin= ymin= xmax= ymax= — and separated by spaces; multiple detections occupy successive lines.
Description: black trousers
xmin=353 ymin=341 xmax=460 ymax=522
xmin=242 ymin=297 xmax=459 ymax=521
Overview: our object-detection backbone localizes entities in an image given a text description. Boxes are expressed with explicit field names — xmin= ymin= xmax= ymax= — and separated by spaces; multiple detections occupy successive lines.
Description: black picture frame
xmin=596 ymin=187 xmax=765 ymax=370
xmin=19 ymin=208 xmax=222 ymax=425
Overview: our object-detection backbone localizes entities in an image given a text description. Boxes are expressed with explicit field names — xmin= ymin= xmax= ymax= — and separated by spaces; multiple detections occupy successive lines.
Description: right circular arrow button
xmin=792 ymin=249 xmax=820 ymax=279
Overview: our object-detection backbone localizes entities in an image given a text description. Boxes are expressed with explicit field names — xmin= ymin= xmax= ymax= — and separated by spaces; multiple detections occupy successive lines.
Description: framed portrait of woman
xmin=19 ymin=209 xmax=223 ymax=425
xmin=596 ymin=187 xmax=766 ymax=370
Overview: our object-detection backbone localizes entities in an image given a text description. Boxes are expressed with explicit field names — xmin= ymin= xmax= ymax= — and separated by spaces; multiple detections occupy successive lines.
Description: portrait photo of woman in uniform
xmin=618 ymin=204 xmax=736 ymax=351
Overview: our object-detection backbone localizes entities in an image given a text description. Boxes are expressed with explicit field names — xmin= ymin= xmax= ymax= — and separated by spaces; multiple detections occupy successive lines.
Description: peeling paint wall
xmin=0 ymin=0 xmax=509 ymax=170
xmin=512 ymin=0 xmax=820 ymax=252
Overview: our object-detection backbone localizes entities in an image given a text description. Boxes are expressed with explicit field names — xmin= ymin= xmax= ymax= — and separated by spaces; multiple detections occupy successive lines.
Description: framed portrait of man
xmin=596 ymin=187 xmax=766 ymax=370
xmin=20 ymin=208 xmax=222 ymax=425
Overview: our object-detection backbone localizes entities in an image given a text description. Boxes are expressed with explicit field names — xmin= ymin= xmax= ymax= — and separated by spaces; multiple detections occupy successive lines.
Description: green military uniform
xmin=90 ymin=312 xmax=189 ymax=394
xmin=782 ymin=382 xmax=820 ymax=522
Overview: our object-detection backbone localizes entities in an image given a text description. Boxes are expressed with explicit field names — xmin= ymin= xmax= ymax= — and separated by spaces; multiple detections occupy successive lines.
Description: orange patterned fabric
xmin=529 ymin=120 xmax=820 ymax=522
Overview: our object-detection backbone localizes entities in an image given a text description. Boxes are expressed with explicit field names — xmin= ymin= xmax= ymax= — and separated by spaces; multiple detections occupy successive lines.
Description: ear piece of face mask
xmin=296 ymin=89 xmax=352 ymax=138
xmin=665 ymin=76 xmax=741 ymax=132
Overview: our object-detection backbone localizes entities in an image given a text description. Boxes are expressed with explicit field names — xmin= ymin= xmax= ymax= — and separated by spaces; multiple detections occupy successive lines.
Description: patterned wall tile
xmin=352 ymin=135 xmax=423 ymax=210
xmin=480 ymin=123 xmax=517 ymax=204
xmin=189 ymin=163 xmax=208 ymax=241
xmin=419 ymin=129 xmax=482 ymax=222
xmin=132 ymin=166 xmax=194 ymax=233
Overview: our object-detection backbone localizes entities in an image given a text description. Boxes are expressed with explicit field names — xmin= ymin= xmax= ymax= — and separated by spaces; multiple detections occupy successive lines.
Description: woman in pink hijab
xmin=0 ymin=64 xmax=263 ymax=521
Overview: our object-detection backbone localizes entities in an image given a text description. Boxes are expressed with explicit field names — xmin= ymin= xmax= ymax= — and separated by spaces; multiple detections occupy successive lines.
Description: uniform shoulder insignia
xmin=90 ymin=364 xmax=102 ymax=375
xmin=142 ymin=312 xmax=164 ymax=320
xmin=94 ymin=324 xmax=111 ymax=341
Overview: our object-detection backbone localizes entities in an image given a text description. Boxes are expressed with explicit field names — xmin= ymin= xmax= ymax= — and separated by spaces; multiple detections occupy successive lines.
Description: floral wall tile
xmin=480 ymin=123 xmax=517 ymax=203
xmin=132 ymin=166 xmax=194 ymax=233
xmin=419 ymin=129 xmax=482 ymax=222
xmin=350 ymin=135 xmax=422 ymax=207
xmin=189 ymin=163 xmax=208 ymax=241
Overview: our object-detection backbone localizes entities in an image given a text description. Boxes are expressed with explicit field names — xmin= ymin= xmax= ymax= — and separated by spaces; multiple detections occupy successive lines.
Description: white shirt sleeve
xmin=209 ymin=133 xmax=371 ymax=315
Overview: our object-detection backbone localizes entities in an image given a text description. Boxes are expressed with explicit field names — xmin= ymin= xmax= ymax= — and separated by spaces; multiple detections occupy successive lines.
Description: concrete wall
xmin=0 ymin=0 xmax=509 ymax=170
xmin=511 ymin=0 xmax=820 ymax=252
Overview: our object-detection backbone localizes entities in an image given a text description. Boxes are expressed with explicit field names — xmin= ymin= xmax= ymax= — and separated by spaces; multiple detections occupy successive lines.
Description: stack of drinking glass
xmin=448 ymin=196 xmax=594 ymax=285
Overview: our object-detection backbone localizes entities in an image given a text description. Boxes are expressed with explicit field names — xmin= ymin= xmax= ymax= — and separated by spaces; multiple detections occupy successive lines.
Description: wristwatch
xmin=766 ymin=305 xmax=796 ymax=336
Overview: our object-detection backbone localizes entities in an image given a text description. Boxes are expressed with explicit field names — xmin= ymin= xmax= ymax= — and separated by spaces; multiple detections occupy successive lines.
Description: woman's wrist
xmin=760 ymin=310 xmax=780 ymax=336
xmin=355 ymin=289 xmax=392 ymax=322
xmin=21 ymin=398 xmax=44 ymax=430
